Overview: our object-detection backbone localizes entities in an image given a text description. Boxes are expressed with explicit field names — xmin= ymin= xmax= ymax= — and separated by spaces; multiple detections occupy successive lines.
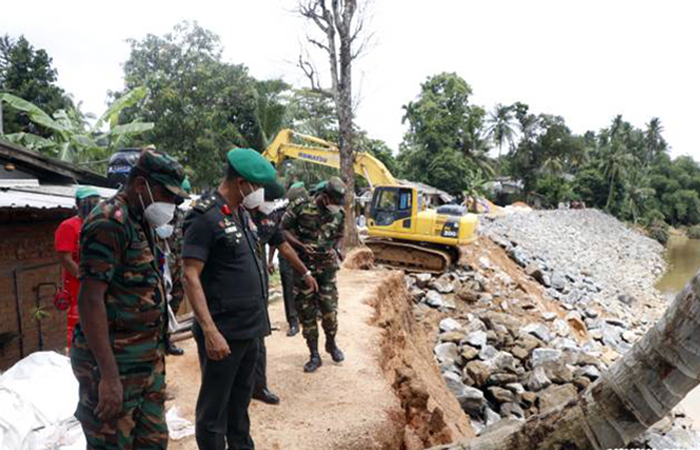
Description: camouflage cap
xmin=135 ymin=148 xmax=189 ymax=199
xmin=227 ymin=148 xmax=277 ymax=185
xmin=75 ymin=185 xmax=100 ymax=200
xmin=324 ymin=176 xmax=347 ymax=203
xmin=286 ymin=185 xmax=308 ymax=202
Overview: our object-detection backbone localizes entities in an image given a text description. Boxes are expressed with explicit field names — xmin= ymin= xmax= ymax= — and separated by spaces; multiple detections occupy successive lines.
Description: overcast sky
xmin=2 ymin=0 xmax=699 ymax=159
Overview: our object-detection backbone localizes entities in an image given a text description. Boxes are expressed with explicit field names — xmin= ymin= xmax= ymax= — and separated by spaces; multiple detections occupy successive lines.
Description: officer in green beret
xmin=282 ymin=176 xmax=347 ymax=372
xmin=182 ymin=148 xmax=277 ymax=449
xmin=71 ymin=148 xmax=188 ymax=450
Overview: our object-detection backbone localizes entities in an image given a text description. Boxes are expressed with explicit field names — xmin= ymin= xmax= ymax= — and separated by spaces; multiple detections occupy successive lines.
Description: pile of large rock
xmin=402 ymin=209 xmax=700 ymax=447
xmin=481 ymin=210 xmax=667 ymax=328
xmin=432 ymin=307 xmax=606 ymax=434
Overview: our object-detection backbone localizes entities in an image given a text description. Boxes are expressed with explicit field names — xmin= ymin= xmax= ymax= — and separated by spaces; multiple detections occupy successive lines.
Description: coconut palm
xmin=644 ymin=117 xmax=667 ymax=167
xmin=599 ymin=141 xmax=635 ymax=210
xmin=486 ymin=104 xmax=517 ymax=175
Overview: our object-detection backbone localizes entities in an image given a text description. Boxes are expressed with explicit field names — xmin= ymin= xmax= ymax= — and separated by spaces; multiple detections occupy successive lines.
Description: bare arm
xmin=57 ymin=251 xmax=79 ymax=278
xmin=279 ymin=241 xmax=319 ymax=292
xmin=183 ymin=258 xmax=230 ymax=360
xmin=268 ymin=246 xmax=277 ymax=270
xmin=77 ymin=279 xmax=122 ymax=421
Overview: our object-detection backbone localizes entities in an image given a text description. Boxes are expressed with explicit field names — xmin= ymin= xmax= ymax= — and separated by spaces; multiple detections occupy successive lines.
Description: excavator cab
xmin=370 ymin=186 xmax=415 ymax=229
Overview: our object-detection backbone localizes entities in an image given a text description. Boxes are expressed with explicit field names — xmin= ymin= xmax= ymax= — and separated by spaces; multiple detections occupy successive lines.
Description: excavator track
xmin=364 ymin=238 xmax=455 ymax=274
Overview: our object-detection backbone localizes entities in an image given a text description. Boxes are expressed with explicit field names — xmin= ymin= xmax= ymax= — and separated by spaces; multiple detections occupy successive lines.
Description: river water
xmin=654 ymin=236 xmax=700 ymax=426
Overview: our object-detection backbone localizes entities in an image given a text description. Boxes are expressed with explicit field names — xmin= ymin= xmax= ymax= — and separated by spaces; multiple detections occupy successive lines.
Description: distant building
xmin=0 ymin=140 xmax=113 ymax=370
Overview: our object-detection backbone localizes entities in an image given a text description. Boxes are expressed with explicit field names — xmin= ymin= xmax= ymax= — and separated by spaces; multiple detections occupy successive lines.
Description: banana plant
xmin=0 ymin=87 xmax=153 ymax=166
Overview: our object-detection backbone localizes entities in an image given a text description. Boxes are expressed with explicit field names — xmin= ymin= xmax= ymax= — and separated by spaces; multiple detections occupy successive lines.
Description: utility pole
xmin=0 ymin=101 xmax=4 ymax=135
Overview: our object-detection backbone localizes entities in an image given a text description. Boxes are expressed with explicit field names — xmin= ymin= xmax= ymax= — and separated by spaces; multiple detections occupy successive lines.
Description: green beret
xmin=75 ymin=186 xmax=100 ymax=200
xmin=227 ymin=148 xmax=277 ymax=185
xmin=264 ymin=180 xmax=285 ymax=201
xmin=310 ymin=180 xmax=328 ymax=195
xmin=290 ymin=181 xmax=305 ymax=189
xmin=135 ymin=148 xmax=189 ymax=199
xmin=182 ymin=177 xmax=192 ymax=194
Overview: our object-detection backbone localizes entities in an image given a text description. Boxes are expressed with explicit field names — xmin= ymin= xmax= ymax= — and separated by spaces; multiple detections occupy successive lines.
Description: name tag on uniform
xmin=225 ymin=226 xmax=238 ymax=234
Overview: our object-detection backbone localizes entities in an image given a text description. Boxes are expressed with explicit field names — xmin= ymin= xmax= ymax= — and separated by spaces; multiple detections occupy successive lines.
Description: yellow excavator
xmin=263 ymin=129 xmax=479 ymax=273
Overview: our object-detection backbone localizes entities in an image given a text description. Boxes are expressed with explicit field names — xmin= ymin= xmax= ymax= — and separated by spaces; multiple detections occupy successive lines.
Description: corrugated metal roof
xmin=0 ymin=184 xmax=117 ymax=210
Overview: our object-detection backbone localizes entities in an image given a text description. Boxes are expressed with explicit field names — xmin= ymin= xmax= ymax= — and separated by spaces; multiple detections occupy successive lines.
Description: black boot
xmin=286 ymin=321 xmax=300 ymax=337
xmin=166 ymin=338 xmax=184 ymax=356
xmin=325 ymin=335 xmax=345 ymax=363
xmin=303 ymin=338 xmax=322 ymax=373
xmin=252 ymin=387 xmax=281 ymax=405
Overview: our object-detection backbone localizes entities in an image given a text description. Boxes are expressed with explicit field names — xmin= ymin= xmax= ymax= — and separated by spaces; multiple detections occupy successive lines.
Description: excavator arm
xmin=263 ymin=129 xmax=399 ymax=188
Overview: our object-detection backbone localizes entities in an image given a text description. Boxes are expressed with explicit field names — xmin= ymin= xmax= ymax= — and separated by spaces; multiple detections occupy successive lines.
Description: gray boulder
xmin=537 ymin=384 xmax=577 ymax=413
xmin=526 ymin=366 xmax=552 ymax=391
xmin=439 ymin=317 xmax=463 ymax=333
xmin=425 ymin=290 xmax=444 ymax=308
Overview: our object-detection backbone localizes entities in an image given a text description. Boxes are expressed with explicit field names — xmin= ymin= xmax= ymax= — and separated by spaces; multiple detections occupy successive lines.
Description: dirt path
xmin=167 ymin=269 xmax=404 ymax=450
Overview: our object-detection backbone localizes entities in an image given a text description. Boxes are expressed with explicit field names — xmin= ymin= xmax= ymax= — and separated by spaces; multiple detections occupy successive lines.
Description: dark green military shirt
xmin=281 ymin=197 xmax=345 ymax=270
xmin=183 ymin=191 xmax=270 ymax=340
xmin=72 ymin=192 xmax=167 ymax=364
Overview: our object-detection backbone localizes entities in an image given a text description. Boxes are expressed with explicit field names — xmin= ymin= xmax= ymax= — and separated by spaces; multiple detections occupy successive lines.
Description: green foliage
xmin=0 ymin=35 xmax=73 ymax=136
xmin=30 ymin=306 xmax=50 ymax=322
xmin=116 ymin=21 xmax=266 ymax=187
xmin=534 ymin=175 xmax=573 ymax=207
xmin=0 ymin=88 xmax=153 ymax=165
xmin=286 ymin=88 xmax=337 ymax=141
xmin=397 ymin=72 xmax=492 ymax=195
xmin=646 ymin=220 xmax=669 ymax=245
xmin=687 ymin=225 xmax=700 ymax=240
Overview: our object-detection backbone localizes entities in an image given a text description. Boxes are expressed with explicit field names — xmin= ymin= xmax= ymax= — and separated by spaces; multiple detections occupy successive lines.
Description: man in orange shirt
xmin=55 ymin=186 xmax=101 ymax=348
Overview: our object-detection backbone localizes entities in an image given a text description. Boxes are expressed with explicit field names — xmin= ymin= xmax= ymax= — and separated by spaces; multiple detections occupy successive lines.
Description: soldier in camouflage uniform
xmin=159 ymin=177 xmax=191 ymax=356
xmin=277 ymin=183 xmax=309 ymax=337
xmin=70 ymin=148 xmax=188 ymax=450
xmin=281 ymin=176 xmax=347 ymax=373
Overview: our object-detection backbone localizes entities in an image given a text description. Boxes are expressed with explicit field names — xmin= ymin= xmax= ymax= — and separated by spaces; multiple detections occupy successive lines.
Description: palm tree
xmin=599 ymin=142 xmax=635 ymax=210
xmin=623 ymin=169 xmax=655 ymax=223
xmin=644 ymin=117 xmax=667 ymax=167
xmin=541 ymin=156 xmax=564 ymax=177
xmin=463 ymin=168 xmax=489 ymax=212
xmin=486 ymin=104 xmax=517 ymax=175
xmin=428 ymin=270 xmax=700 ymax=450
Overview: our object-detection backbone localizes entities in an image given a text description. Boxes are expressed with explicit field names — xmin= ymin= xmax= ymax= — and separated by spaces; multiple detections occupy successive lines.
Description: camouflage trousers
xmin=293 ymin=267 xmax=338 ymax=341
xmin=71 ymin=354 xmax=167 ymax=450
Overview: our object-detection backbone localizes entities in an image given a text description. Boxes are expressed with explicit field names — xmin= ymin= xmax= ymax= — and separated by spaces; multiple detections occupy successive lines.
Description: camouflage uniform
xmin=165 ymin=208 xmax=185 ymax=315
xmin=70 ymin=150 xmax=187 ymax=450
xmin=281 ymin=180 xmax=345 ymax=343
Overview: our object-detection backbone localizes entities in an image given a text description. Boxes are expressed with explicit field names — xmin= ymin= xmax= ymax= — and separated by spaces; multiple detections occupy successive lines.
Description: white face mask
xmin=241 ymin=182 xmax=265 ymax=210
xmin=258 ymin=201 xmax=276 ymax=216
xmin=156 ymin=224 xmax=174 ymax=239
xmin=140 ymin=180 xmax=176 ymax=228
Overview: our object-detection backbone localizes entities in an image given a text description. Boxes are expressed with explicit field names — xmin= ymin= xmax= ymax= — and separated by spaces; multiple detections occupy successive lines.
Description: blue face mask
xmin=156 ymin=224 xmax=174 ymax=239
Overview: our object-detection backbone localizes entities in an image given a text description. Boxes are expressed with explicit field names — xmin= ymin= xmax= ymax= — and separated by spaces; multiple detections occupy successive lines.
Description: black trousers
xmin=194 ymin=324 xmax=260 ymax=450
xmin=253 ymin=337 xmax=267 ymax=392
xmin=279 ymin=255 xmax=298 ymax=326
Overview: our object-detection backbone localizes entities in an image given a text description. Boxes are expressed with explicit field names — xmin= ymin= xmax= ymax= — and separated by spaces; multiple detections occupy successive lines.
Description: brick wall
xmin=0 ymin=209 xmax=72 ymax=371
